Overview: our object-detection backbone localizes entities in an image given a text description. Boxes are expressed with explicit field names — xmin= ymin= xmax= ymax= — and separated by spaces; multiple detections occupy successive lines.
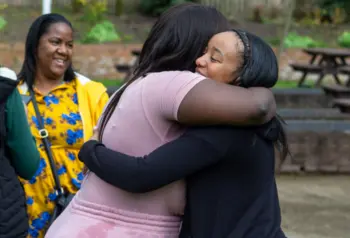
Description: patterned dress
xmin=20 ymin=80 xmax=85 ymax=238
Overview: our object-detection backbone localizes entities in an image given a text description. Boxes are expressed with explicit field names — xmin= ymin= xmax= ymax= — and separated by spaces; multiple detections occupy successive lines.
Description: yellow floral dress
xmin=20 ymin=80 xmax=85 ymax=238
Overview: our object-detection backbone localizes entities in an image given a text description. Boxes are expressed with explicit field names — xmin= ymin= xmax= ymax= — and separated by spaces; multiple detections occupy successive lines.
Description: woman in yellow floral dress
xmin=17 ymin=14 xmax=109 ymax=238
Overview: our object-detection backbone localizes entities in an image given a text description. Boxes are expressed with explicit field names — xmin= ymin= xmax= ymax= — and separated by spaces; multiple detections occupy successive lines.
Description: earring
xmin=233 ymin=76 xmax=241 ymax=86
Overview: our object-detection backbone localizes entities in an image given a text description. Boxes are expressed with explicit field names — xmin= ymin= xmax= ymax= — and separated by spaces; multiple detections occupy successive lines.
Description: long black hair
xmin=99 ymin=3 xmax=231 ymax=139
xmin=231 ymin=29 xmax=290 ymax=162
xmin=18 ymin=13 xmax=75 ymax=89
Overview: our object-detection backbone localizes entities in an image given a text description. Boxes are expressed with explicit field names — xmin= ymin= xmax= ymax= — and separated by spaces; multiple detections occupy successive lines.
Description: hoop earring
xmin=230 ymin=76 xmax=241 ymax=86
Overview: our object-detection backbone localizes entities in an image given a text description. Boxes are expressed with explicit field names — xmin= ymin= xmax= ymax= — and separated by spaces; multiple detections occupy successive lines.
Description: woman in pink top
xmin=45 ymin=3 xmax=276 ymax=238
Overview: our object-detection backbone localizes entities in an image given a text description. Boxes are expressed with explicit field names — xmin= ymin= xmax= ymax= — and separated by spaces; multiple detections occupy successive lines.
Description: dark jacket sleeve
xmin=6 ymin=90 xmax=40 ymax=179
xmin=79 ymin=127 xmax=234 ymax=193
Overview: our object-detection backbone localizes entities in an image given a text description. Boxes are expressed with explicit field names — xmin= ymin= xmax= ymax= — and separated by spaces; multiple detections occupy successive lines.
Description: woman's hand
xmin=81 ymin=126 xmax=100 ymax=174
xmin=90 ymin=126 xmax=99 ymax=141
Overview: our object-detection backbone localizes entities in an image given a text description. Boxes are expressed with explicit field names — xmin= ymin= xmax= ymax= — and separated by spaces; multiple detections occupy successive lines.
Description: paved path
xmin=277 ymin=175 xmax=350 ymax=238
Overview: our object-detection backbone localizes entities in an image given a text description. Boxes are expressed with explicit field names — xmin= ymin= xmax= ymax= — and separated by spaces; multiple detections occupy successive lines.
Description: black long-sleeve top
xmin=79 ymin=125 xmax=286 ymax=238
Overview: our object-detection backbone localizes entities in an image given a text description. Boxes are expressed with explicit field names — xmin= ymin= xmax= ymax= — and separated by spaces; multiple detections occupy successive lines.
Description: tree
xmin=71 ymin=0 xmax=84 ymax=13
xmin=277 ymin=0 xmax=296 ymax=62
xmin=319 ymin=0 xmax=350 ymax=22
xmin=115 ymin=0 xmax=124 ymax=16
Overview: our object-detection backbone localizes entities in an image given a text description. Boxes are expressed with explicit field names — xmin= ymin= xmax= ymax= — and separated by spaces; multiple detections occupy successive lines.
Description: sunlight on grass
xmin=274 ymin=80 xmax=314 ymax=88
xmin=94 ymin=79 xmax=123 ymax=87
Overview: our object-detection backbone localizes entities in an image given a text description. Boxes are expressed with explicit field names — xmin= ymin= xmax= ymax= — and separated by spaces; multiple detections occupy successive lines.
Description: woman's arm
xmin=178 ymin=79 xmax=275 ymax=125
xmin=6 ymin=90 xmax=40 ymax=179
xmin=79 ymin=127 xmax=233 ymax=193
xmin=158 ymin=72 xmax=275 ymax=126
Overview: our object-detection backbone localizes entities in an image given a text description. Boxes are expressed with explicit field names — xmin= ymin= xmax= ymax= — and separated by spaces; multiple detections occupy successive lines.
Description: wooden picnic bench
xmin=115 ymin=49 xmax=141 ymax=82
xmin=333 ymin=98 xmax=350 ymax=113
xmin=321 ymin=66 xmax=350 ymax=98
xmin=339 ymin=66 xmax=350 ymax=86
xmin=322 ymin=84 xmax=350 ymax=98
xmin=289 ymin=63 xmax=323 ymax=87
xmin=131 ymin=49 xmax=141 ymax=57
xmin=290 ymin=48 xmax=350 ymax=87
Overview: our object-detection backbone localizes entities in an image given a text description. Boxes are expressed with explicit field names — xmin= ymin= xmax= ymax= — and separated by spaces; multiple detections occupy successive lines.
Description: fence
xmin=0 ymin=0 xmax=290 ymax=17
xmin=0 ymin=0 xmax=139 ymax=13
xmin=200 ymin=0 xmax=291 ymax=21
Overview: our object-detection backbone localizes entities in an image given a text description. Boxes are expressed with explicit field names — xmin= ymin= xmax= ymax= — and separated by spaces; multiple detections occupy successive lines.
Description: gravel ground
xmin=277 ymin=175 xmax=350 ymax=238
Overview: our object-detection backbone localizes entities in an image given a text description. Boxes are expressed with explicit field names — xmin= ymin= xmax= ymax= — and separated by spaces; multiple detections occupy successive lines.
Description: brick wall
xmin=0 ymin=42 xmax=322 ymax=79
xmin=276 ymin=131 xmax=350 ymax=174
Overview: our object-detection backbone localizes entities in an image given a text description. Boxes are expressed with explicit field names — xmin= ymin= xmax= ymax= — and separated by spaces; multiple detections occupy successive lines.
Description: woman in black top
xmin=79 ymin=30 xmax=288 ymax=238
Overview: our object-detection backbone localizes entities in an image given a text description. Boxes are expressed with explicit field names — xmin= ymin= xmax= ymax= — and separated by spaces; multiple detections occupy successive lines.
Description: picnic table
xmin=320 ymin=66 xmax=350 ymax=114
xmin=289 ymin=48 xmax=350 ymax=87
xmin=115 ymin=49 xmax=141 ymax=82
xmin=339 ymin=66 xmax=350 ymax=86
xmin=321 ymin=66 xmax=350 ymax=97
xmin=333 ymin=98 xmax=350 ymax=113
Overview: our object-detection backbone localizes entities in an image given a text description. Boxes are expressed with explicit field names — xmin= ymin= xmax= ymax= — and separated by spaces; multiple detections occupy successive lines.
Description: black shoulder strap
xmin=0 ymin=102 xmax=6 ymax=159
xmin=29 ymin=89 xmax=64 ymax=196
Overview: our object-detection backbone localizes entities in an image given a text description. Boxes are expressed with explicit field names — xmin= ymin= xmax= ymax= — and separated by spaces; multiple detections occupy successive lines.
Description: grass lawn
xmin=273 ymin=79 xmax=315 ymax=88
xmin=95 ymin=79 xmax=124 ymax=87
xmin=94 ymin=79 xmax=314 ymax=89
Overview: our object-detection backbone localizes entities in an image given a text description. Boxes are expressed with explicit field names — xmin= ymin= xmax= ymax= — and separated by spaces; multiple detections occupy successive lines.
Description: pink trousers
xmin=45 ymin=193 xmax=181 ymax=238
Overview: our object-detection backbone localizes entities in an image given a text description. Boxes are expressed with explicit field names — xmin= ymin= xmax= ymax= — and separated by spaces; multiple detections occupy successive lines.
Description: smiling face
xmin=195 ymin=31 xmax=244 ymax=85
xmin=36 ymin=22 xmax=73 ymax=81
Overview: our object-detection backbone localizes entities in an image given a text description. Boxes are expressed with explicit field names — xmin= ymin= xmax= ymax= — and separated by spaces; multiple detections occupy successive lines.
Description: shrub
xmin=338 ymin=31 xmax=350 ymax=48
xmin=319 ymin=0 xmax=350 ymax=22
xmin=0 ymin=3 xmax=7 ymax=31
xmin=81 ymin=21 xmax=120 ymax=44
xmin=0 ymin=16 xmax=6 ymax=31
xmin=283 ymin=32 xmax=327 ymax=48
xmin=78 ymin=0 xmax=108 ymax=24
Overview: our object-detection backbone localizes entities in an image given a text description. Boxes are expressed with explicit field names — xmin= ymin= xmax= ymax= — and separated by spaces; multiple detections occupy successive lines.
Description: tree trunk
xmin=345 ymin=2 xmax=350 ymax=22
xmin=115 ymin=0 xmax=124 ymax=16
xmin=72 ymin=0 xmax=83 ymax=13
xmin=277 ymin=0 xmax=296 ymax=62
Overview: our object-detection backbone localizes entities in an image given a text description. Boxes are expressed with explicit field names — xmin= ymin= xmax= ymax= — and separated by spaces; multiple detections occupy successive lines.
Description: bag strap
xmin=29 ymin=89 xmax=64 ymax=197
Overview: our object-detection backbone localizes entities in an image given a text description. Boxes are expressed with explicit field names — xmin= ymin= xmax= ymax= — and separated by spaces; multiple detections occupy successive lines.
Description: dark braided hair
xmin=230 ymin=29 xmax=290 ymax=162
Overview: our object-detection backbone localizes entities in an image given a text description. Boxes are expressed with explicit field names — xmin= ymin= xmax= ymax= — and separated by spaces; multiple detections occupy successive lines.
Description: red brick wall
xmin=276 ymin=131 xmax=350 ymax=174
xmin=0 ymin=43 xmax=313 ymax=79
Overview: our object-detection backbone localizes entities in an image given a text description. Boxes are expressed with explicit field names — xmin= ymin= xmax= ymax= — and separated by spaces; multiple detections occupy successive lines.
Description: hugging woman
xmin=46 ymin=3 xmax=285 ymax=238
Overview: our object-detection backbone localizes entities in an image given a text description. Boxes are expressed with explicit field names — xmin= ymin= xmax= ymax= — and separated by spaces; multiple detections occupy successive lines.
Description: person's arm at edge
xmin=6 ymin=90 xmax=40 ymax=179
